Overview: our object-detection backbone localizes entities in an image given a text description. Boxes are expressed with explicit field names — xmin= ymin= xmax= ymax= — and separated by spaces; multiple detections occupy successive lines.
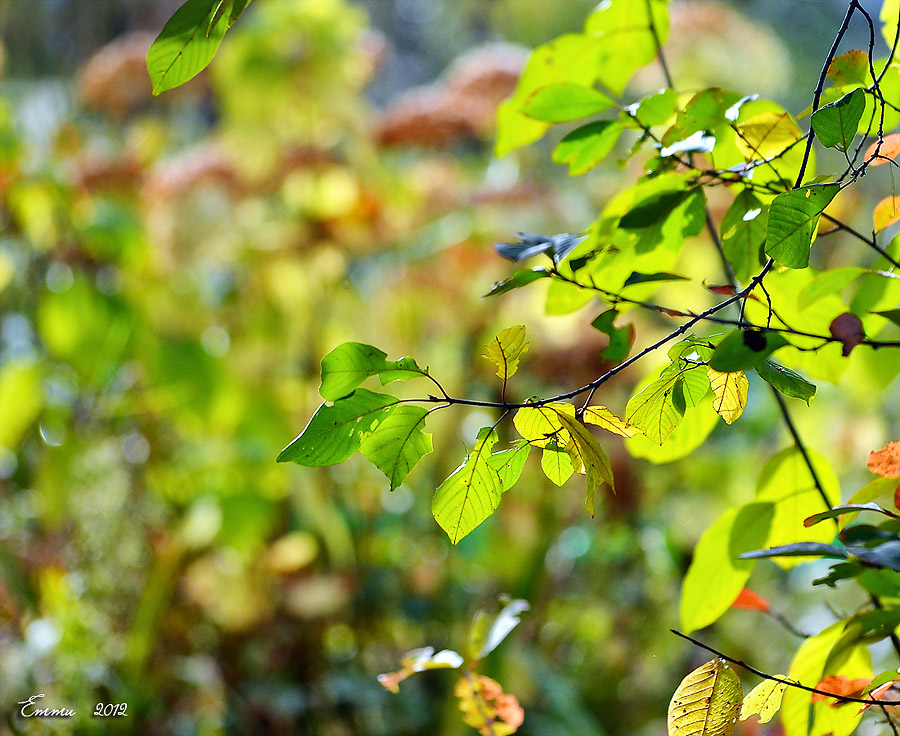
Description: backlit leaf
xmin=513 ymin=403 xmax=573 ymax=448
xmin=147 ymin=0 xmax=231 ymax=96
xmin=731 ymin=587 xmax=771 ymax=612
xmin=627 ymin=88 xmax=677 ymax=128
xmin=277 ymin=389 xmax=397 ymax=465
xmin=482 ymin=325 xmax=529 ymax=381
xmin=668 ymin=659 xmax=743 ymax=736
xmin=582 ymin=405 xmax=641 ymax=437
xmin=863 ymin=132 xmax=900 ymax=164
xmin=625 ymin=398 xmax=719 ymax=464
xmin=359 ymin=405 xmax=432 ymax=491
xmin=479 ymin=598 xmax=529 ymax=658
xmin=755 ymin=360 xmax=816 ymax=405
xmin=680 ymin=502 xmax=774 ymax=633
xmin=765 ymin=184 xmax=841 ymax=269
xmin=319 ymin=342 xmax=427 ymax=401
xmin=737 ymin=112 xmax=803 ymax=159
xmin=554 ymin=410 xmax=615 ymax=515
xmin=811 ymin=89 xmax=865 ymax=151
xmin=521 ymin=83 xmax=613 ymax=122
xmin=709 ymin=330 xmax=789 ymax=372
xmin=720 ymin=190 xmax=767 ymax=283
xmin=662 ymin=88 xmax=741 ymax=148
xmin=432 ymin=428 xmax=502 ymax=544
xmin=378 ymin=647 xmax=464 ymax=693
xmin=707 ymin=369 xmax=749 ymax=425
xmin=590 ymin=309 xmax=635 ymax=363
xmin=625 ymin=371 xmax=684 ymax=445
xmin=486 ymin=441 xmax=532 ymax=494
xmin=874 ymin=195 xmax=900 ymax=232
xmin=741 ymin=677 xmax=791 ymax=724
xmin=781 ymin=622 xmax=844 ymax=736
xmin=827 ymin=50 xmax=870 ymax=87
xmin=541 ymin=443 xmax=574 ymax=486
xmin=868 ymin=440 xmax=900 ymax=478
xmin=486 ymin=267 xmax=551 ymax=297
xmin=553 ymin=120 xmax=623 ymax=175
xmin=798 ymin=267 xmax=865 ymax=309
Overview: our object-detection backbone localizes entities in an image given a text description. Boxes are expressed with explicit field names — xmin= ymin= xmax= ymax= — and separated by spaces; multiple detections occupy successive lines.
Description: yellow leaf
xmin=482 ymin=325 xmax=529 ymax=381
xmin=736 ymin=112 xmax=802 ymax=160
xmin=513 ymin=403 xmax=573 ymax=448
xmin=668 ymin=659 xmax=743 ymax=736
xmin=582 ymin=405 xmax=642 ymax=437
xmin=707 ymin=369 xmax=749 ymax=425
xmin=873 ymin=195 xmax=900 ymax=233
xmin=740 ymin=677 xmax=791 ymax=724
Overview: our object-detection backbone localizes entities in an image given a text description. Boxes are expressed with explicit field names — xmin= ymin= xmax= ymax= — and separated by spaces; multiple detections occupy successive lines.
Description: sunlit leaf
xmin=781 ymin=623 xmax=844 ymax=736
xmin=874 ymin=195 xmax=900 ymax=232
xmin=707 ymin=369 xmax=748 ymax=425
xmin=486 ymin=267 xmax=551 ymax=297
xmin=709 ymin=330 xmax=789 ymax=372
xmin=319 ymin=342 xmax=427 ymax=401
xmin=482 ymin=325 xmax=529 ymax=381
xmin=667 ymin=659 xmax=743 ymax=736
xmin=625 ymin=398 xmax=719 ymax=464
xmin=720 ymin=190 xmax=767 ymax=283
xmin=541 ymin=443 xmax=574 ymax=486
xmin=486 ymin=441 xmax=532 ymax=494
xmin=625 ymin=371 xmax=684 ymax=445
xmin=513 ymin=403 xmax=572 ymax=448
xmin=479 ymin=598 xmax=529 ymax=658
xmin=521 ymin=83 xmax=613 ymax=122
xmin=582 ymin=405 xmax=641 ymax=437
xmin=755 ymin=360 xmax=816 ymax=405
xmin=626 ymin=88 xmax=677 ymax=128
xmin=147 ymin=0 xmax=231 ymax=95
xmin=432 ymin=428 xmax=502 ymax=544
xmin=798 ymin=267 xmax=865 ymax=309
xmin=680 ymin=502 xmax=774 ymax=633
xmin=827 ymin=50 xmax=869 ymax=87
xmin=359 ymin=405 xmax=432 ymax=491
xmin=868 ymin=440 xmax=900 ymax=478
xmin=0 ymin=360 xmax=43 ymax=450
xmin=811 ymin=89 xmax=865 ymax=151
xmin=277 ymin=390 xmax=397 ymax=465
xmin=553 ymin=120 xmax=623 ymax=175
xmin=554 ymin=410 xmax=614 ymax=514
xmin=378 ymin=647 xmax=464 ymax=693
xmin=590 ymin=309 xmax=635 ymax=363
xmin=741 ymin=677 xmax=791 ymax=724
xmin=736 ymin=112 xmax=803 ymax=159
xmin=765 ymin=184 xmax=841 ymax=269
xmin=620 ymin=192 xmax=692 ymax=229
xmin=662 ymin=88 xmax=741 ymax=148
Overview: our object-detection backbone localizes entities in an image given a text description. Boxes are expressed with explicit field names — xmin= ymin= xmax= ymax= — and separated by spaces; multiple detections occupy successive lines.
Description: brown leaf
xmin=864 ymin=133 xmax=900 ymax=165
xmin=456 ymin=674 xmax=524 ymax=736
xmin=874 ymin=195 xmax=900 ymax=233
xmin=869 ymin=440 xmax=900 ymax=479
xmin=894 ymin=483 xmax=900 ymax=510
xmin=829 ymin=313 xmax=865 ymax=356
xmin=811 ymin=675 xmax=871 ymax=704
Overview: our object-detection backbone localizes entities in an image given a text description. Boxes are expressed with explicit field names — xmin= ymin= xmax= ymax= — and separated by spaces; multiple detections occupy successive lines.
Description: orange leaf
xmin=874 ymin=196 xmax=900 ymax=232
xmin=811 ymin=675 xmax=872 ymax=704
xmin=869 ymin=440 xmax=900 ymax=478
xmin=829 ymin=313 xmax=865 ymax=356
xmin=894 ymin=483 xmax=900 ymax=510
xmin=864 ymin=133 xmax=900 ymax=165
xmin=455 ymin=674 xmax=524 ymax=736
xmin=731 ymin=587 xmax=771 ymax=612
xmin=859 ymin=679 xmax=899 ymax=713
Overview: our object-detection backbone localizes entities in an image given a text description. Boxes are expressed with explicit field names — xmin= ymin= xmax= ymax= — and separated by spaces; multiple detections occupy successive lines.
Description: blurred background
xmin=0 ymin=0 xmax=898 ymax=734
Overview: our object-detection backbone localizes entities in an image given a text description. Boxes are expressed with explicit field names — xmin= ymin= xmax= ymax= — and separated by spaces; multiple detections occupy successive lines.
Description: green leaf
xmin=432 ymin=428 xmax=502 ymax=544
xmin=147 ymin=0 xmax=231 ymax=96
xmin=622 ymin=271 xmax=689 ymax=287
xmin=755 ymin=360 xmax=816 ymax=405
xmin=625 ymin=371 xmax=684 ymax=445
xmin=359 ymin=405 xmax=432 ymax=491
xmin=319 ymin=342 xmax=427 ymax=401
xmin=625 ymin=398 xmax=719 ymax=464
xmin=764 ymin=184 xmax=841 ymax=269
xmin=781 ymin=622 xmax=844 ymax=736
xmin=676 ymin=368 xmax=711 ymax=408
xmin=485 ymin=267 xmax=551 ymax=297
xmin=553 ymin=121 xmax=623 ymax=176
xmin=798 ymin=267 xmax=866 ymax=309
xmin=661 ymin=88 xmax=742 ymax=147
xmin=720 ymin=190 xmax=767 ymax=283
xmin=739 ymin=542 xmax=848 ymax=561
xmin=680 ymin=502 xmax=774 ymax=633
xmin=626 ymin=88 xmax=676 ymax=128
xmin=619 ymin=191 xmax=691 ymax=229
xmin=873 ymin=308 xmax=900 ymax=327
xmin=541 ymin=443 xmax=574 ymax=486
xmin=811 ymin=88 xmax=865 ymax=151
xmin=0 ymin=359 xmax=43 ymax=449
xmin=486 ymin=441 xmax=531 ymax=493
xmin=709 ymin=330 xmax=789 ymax=372
xmin=756 ymin=447 xmax=842 ymax=568
xmin=481 ymin=325 xmax=529 ymax=381
xmin=521 ymin=83 xmax=613 ymax=122
xmin=554 ymin=410 xmax=614 ymax=516
xmin=277 ymin=389 xmax=397 ymax=465
xmin=740 ymin=678 xmax=791 ymax=724
xmin=590 ymin=309 xmax=634 ymax=363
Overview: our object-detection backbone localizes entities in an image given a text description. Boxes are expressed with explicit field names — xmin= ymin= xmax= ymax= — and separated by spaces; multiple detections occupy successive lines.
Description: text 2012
xmin=93 ymin=703 xmax=128 ymax=717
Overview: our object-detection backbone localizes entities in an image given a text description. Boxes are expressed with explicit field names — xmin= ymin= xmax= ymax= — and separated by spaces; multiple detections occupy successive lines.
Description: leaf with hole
xmin=668 ymin=659 xmax=743 ymax=736
xmin=740 ymin=677 xmax=792 ymax=724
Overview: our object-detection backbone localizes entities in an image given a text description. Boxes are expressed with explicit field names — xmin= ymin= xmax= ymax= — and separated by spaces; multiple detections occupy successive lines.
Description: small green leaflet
xmin=432 ymin=428 xmax=502 ymax=544
xmin=755 ymin=360 xmax=816 ymax=405
xmin=764 ymin=184 xmax=841 ymax=269
xmin=147 ymin=0 xmax=232 ymax=96
xmin=590 ymin=309 xmax=634 ymax=363
xmin=359 ymin=405 xmax=432 ymax=491
xmin=625 ymin=371 xmax=685 ymax=445
xmin=486 ymin=441 xmax=531 ymax=493
xmin=811 ymin=88 xmax=865 ymax=151
xmin=485 ymin=267 xmax=551 ymax=297
xmin=319 ymin=342 xmax=427 ymax=401
xmin=277 ymin=389 xmax=397 ymax=466
xmin=720 ymin=190 xmax=767 ymax=283
xmin=553 ymin=121 xmax=623 ymax=175
xmin=521 ymin=83 xmax=613 ymax=122
xmin=481 ymin=325 xmax=529 ymax=381
xmin=740 ymin=677 xmax=792 ymax=724
xmin=622 ymin=271 xmax=689 ymax=288
xmin=709 ymin=330 xmax=789 ymax=372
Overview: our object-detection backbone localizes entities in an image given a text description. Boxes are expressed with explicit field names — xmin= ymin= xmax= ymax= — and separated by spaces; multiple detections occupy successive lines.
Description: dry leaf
xmin=864 ymin=133 xmax=900 ymax=165
xmin=869 ymin=440 xmax=900 ymax=478
xmin=811 ymin=674 xmax=871 ymax=704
